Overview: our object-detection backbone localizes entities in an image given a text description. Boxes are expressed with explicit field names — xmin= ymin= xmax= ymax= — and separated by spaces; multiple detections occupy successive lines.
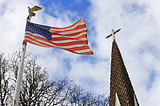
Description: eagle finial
xmin=27 ymin=5 xmax=42 ymax=21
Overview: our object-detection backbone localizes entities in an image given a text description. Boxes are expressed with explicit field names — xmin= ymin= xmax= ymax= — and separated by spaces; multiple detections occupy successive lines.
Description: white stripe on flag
xmin=74 ymin=49 xmax=92 ymax=53
xmin=52 ymin=38 xmax=87 ymax=44
xmin=51 ymin=32 xmax=87 ymax=38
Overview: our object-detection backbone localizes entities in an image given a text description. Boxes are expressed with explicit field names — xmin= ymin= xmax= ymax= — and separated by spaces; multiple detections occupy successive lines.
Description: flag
xmin=23 ymin=19 xmax=93 ymax=55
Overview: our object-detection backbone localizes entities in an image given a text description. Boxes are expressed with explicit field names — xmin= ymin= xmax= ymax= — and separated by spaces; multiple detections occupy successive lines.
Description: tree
xmin=46 ymin=78 xmax=72 ymax=105
xmin=0 ymin=51 xmax=109 ymax=106
xmin=9 ymin=51 xmax=71 ymax=106
xmin=69 ymin=84 xmax=83 ymax=105
xmin=69 ymin=84 xmax=109 ymax=106
xmin=81 ymin=92 xmax=95 ymax=106
xmin=0 ymin=53 xmax=14 ymax=106
xmin=19 ymin=56 xmax=54 ymax=106
xmin=95 ymin=94 xmax=109 ymax=106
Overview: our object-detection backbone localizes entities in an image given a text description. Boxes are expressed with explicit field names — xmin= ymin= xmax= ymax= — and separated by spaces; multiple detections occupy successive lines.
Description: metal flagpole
xmin=13 ymin=12 xmax=29 ymax=106
xmin=13 ymin=6 xmax=42 ymax=106
xmin=13 ymin=43 xmax=27 ymax=106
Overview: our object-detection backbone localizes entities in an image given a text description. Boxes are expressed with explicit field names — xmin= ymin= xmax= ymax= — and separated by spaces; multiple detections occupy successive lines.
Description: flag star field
xmin=26 ymin=21 xmax=51 ymax=40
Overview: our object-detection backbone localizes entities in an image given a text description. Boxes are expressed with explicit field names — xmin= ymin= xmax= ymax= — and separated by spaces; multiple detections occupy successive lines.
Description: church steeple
xmin=106 ymin=29 xmax=139 ymax=106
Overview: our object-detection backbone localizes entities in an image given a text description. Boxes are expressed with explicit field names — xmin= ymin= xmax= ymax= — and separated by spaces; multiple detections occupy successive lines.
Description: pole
xmin=13 ymin=7 xmax=31 ymax=106
xmin=13 ymin=43 xmax=27 ymax=106
xmin=13 ymin=6 xmax=41 ymax=105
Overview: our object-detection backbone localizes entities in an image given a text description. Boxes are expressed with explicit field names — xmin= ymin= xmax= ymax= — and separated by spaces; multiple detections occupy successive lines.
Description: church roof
xmin=109 ymin=40 xmax=139 ymax=106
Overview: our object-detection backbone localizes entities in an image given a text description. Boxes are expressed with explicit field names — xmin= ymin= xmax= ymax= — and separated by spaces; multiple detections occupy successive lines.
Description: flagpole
xmin=13 ymin=14 xmax=29 ymax=106
xmin=13 ymin=42 xmax=27 ymax=106
xmin=13 ymin=10 xmax=29 ymax=106
xmin=13 ymin=14 xmax=30 ymax=106
xmin=13 ymin=6 xmax=42 ymax=106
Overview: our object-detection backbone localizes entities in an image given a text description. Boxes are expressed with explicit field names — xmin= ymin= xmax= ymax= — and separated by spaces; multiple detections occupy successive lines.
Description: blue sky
xmin=1 ymin=0 xmax=160 ymax=105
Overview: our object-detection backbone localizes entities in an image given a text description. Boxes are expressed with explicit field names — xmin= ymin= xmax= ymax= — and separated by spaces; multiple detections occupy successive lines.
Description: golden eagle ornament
xmin=27 ymin=5 xmax=42 ymax=21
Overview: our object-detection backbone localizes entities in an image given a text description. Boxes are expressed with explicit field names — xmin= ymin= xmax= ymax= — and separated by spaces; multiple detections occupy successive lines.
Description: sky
xmin=0 ymin=0 xmax=160 ymax=105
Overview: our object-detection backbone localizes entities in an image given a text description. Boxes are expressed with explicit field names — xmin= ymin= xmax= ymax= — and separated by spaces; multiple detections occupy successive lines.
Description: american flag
xmin=23 ymin=19 xmax=93 ymax=55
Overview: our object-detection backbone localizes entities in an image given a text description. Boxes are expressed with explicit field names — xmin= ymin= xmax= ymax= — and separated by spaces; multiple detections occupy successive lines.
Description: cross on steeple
xmin=105 ymin=28 xmax=121 ymax=41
